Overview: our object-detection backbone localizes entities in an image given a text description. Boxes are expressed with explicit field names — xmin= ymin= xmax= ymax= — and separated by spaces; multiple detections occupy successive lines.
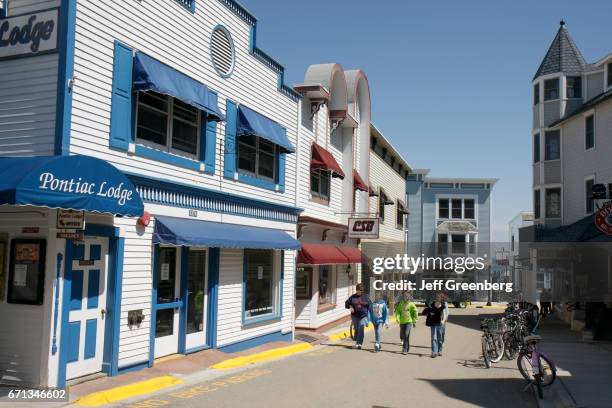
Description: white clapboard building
xmin=0 ymin=0 xmax=302 ymax=388
xmin=292 ymin=65 xmax=372 ymax=330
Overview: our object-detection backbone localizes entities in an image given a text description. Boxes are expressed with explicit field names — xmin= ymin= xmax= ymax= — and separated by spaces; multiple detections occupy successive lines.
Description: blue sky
xmin=241 ymin=0 xmax=612 ymax=241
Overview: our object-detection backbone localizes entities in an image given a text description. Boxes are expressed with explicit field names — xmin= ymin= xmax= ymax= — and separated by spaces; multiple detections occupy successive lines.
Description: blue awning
xmin=153 ymin=216 xmax=300 ymax=250
xmin=0 ymin=155 xmax=144 ymax=217
xmin=133 ymin=52 xmax=225 ymax=121
xmin=237 ymin=106 xmax=295 ymax=153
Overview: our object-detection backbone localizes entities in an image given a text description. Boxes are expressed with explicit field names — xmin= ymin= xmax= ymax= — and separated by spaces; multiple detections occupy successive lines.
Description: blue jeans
xmin=399 ymin=323 xmax=413 ymax=352
xmin=374 ymin=323 xmax=383 ymax=344
xmin=352 ymin=316 xmax=368 ymax=345
xmin=431 ymin=324 xmax=443 ymax=354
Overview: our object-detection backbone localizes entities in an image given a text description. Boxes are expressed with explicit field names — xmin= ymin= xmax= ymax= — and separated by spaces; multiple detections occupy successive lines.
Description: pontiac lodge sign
xmin=0 ymin=8 xmax=59 ymax=60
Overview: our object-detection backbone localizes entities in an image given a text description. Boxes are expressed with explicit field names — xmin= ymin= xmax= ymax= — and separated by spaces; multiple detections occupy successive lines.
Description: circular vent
xmin=210 ymin=26 xmax=235 ymax=78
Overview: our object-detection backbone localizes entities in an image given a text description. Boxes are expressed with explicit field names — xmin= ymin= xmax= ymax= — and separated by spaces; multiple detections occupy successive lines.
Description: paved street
xmin=111 ymin=308 xmax=536 ymax=408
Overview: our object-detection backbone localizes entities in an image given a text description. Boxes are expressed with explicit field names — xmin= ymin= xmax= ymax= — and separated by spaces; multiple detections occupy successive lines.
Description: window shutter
xmin=202 ymin=119 xmax=217 ymax=173
xmin=109 ymin=41 xmax=134 ymax=150
xmin=223 ymin=100 xmax=238 ymax=179
xmin=278 ymin=150 xmax=286 ymax=193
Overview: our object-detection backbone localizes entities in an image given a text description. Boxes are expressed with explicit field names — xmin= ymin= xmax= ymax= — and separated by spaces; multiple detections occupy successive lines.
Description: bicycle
xmin=480 ymin=318 xmax=505 ymax=368
xmin=517 ymin=334 xmax=556 ymax=399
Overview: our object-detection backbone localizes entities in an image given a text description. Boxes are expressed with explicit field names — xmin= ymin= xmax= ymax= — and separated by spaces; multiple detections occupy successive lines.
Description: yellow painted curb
xmin=75 ymin=375 xmax=183 ymax=407
xmin=328 ymin=316 xmax=397 ymax=342
xmin=211 ymin=343 xmax=313 ymax=370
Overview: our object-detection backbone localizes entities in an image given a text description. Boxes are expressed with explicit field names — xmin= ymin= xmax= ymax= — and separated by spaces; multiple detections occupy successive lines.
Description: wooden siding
xmin=70 ymin=0 xmax=298 ymax=206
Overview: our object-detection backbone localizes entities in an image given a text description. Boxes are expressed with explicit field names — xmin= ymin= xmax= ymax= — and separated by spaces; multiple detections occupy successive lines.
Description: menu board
xmin=7 ymin=239 xmax=46 ymax=305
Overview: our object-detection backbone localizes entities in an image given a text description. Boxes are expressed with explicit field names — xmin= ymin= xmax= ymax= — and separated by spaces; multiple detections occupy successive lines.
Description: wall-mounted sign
xmin=56 ymin=231 xmax=84 ymax=241
xmin=21 ymin=227 xmax=40 ymax=234
xmin=595 ymin=202 xmax=612 ymax=235
xmin=0 ymin=8 xmax=59 ymax=61
xmin=57 ymin=209 xmax=85 ymax=230
xmin=7 ymin=239 xmax=46 ymax=305
xmin=348 ymin=218 xmax=380 ymax=239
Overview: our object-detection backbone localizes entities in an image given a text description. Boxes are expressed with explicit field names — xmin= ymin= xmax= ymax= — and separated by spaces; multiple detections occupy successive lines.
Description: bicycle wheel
xmin=349 ymin=321 xmax=357 ymax=341
xmin=517 ymin=352 xmax=556 ymax=386
xmin=490 ymin=333 xmax=505 ymax=363
xmin=481 ymin=336 xmax=491 ymax=368
xmin=503 ymin=333 xmax=519 ymax=359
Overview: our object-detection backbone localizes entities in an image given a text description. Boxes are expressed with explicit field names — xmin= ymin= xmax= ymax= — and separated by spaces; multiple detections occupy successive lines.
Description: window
xmin=175 ymin=0 xmax=195 ymax=12
xmin=534 ymin=190 xmax=541 ymax=219
xmin=545 ymin=188 xmax=561 ymax=218
xmin=451 ymin=234 xmax=466 ymax=255
xmin=585 ymin=115 xmax=594 ymax=150
xmin=586 ymin=178 xmax=595 ymax=214
xmin=136 ymin=91 xmax=200 ymax=159
xmin=238 ymin=136 xmax=277 ymax=181
xmin=310 ymin=169 xmax=330 ymax=200
xmin=607 ymin=62 xmax=612 ymax=88
xmin=533 ymin=133 xmax=540 ymax=163
xmin=464 ymin=199 xmax=475 ymax=219
xmin=451 ymin=199 xmax=462 ymax=219
xmin=210 ymin=26 xmax=235 ymax=78
xmin=438 ymin=199 xmax=449 ymax=219
xmin=396 ymin=201 xmax=406 ymax=229
xmin=296 ymin=267 xmax=312 ymax=300
xmin=533 ymin=83 xmax=540 ymax=105
xmin=318 ymin=266 xmax=336 ymax=311
xmin=437 ymin=234 xmax=448 ymax=255
xmin=0 ymin=1 xmax=5 ymax=18
xmin=544 ymin=78 xmax=559 ymax=100
xmin=511 ymin=235 xmax=515 ymax=252
xmin=566 ymin=76 xmax=582 ymax=99
xmin=545 ymin=131 xmax=560 ymax=160
xmin=244 ymin=249 xmax=276 ymax=319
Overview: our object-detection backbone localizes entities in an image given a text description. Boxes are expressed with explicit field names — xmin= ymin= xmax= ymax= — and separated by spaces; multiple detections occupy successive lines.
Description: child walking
xmin=369 ymin=291 xmax=389 ymax=351
xmin=394 ymin=291 xmax=418 ymax=355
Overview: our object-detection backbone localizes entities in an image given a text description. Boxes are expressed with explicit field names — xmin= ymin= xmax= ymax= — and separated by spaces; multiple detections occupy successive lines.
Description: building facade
xmin=292 ymin=65 xmax=371 ymax=330
xmin=407 ymin=171 xmax=497 ymax=300
xmin=508 ymin=211 xmax=534 ymax=289
xmin=0 ymin=0 xmax=303 ymax=388
xmin=362 ymin=124 xmax=411 ymax=301
xmin=525 ymin=22 xmax=612 ymax=336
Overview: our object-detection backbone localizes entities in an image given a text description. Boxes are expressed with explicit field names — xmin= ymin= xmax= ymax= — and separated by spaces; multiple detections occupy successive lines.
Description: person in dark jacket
xmin=345 ymin=283 xmax=372 ymax=349
xmin=422 ymin=300 xmax=446 ymax=358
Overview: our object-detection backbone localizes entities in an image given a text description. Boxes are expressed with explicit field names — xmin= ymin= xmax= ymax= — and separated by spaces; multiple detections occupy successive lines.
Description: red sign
xmin=348 ymin=218 xmax=379 ymax=239
xmin=595 ymin=203 xmax=612 ymax=235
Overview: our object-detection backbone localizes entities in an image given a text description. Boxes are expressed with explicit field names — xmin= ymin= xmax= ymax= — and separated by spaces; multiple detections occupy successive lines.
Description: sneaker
xmin=437 ymin=352 xmax=443 ymax=357
xmin=402 ymin=351 xmax=408 ymax=355
xmin=431 ymin=353 xmax=437 ymax=358
xmin=353 ymin=342 xmax=359 ymax=349
xmin=357 ymin=344 xmax=362 ymax=350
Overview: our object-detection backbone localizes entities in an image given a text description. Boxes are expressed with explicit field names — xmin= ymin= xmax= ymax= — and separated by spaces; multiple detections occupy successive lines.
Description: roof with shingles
xmin=534 ymin=22 xmax=586 ymax=80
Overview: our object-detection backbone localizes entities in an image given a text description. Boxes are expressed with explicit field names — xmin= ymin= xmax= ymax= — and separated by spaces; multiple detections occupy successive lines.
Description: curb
xmin=210 ymin=343 xmax=313 ymax=370
xmin=74 ymin=375 xmax=183 ymax=407
xmin=534 ymin=379 xmax=576 ymax=408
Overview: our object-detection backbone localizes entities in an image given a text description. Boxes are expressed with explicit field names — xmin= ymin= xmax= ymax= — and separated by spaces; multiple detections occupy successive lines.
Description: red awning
xmin=311 ymin=143 xmax=345 ymax=179
xmin=298 ymin=243 xmax=362 ymax=265
xmin=352 ymin=169 xmax=368 ymax=192
xmin=337 ymin=246 xmax=363 ymax=264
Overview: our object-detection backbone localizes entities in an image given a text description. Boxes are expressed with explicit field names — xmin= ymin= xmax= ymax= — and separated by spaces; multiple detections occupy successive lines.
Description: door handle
xmin=101 ymin=309 xmax=106 ymax=318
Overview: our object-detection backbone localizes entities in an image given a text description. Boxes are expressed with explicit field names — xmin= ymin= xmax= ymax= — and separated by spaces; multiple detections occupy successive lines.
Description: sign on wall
xmin=348 ymin=218 xmax=380 ymax=239
xmin=57 ymin=209 xmax=85 ymax=230
xmin=0 ymin=8 xmax=59 ymax=60
xmin=595 ymin=201 xmax=612 ymax=235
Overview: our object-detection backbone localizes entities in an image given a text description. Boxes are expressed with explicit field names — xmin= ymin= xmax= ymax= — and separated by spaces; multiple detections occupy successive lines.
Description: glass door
xmin=185 ymin=249 xmax=207 ymax=350
xmin=154 ymin=247 xmax=180 ymax=358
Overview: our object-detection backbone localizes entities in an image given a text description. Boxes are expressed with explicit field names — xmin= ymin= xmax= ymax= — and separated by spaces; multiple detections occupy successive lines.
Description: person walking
xmin=438 ymin=292 xmax=449 ymax=349
xmin=394 ymin=291 xmax=418 ymax=355
xmin=369 ymin=291 xmax=389 ymax=352
xmin=345 ymin=283 xmax=372 ymax=349
xmin=423 ymin=298 xmax=445 ymax=358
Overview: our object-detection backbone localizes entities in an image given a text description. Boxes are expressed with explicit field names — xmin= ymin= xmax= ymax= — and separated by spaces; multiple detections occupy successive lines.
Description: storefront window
xmin=186 ymin=250 xmax=206 ymax=335
xmin=156 ymin=247 xmax=176 ymax=304
xmin=296 ymin=267 xmax=312 ymax=300
xmin=244 ymin=249 xmax=275 ymax=319
xmin=318 ymin=266 xmax=335 ymax=311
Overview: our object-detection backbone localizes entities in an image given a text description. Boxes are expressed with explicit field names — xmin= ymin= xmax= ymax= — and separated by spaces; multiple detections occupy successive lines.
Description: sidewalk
xmin=29 ymin=340 xmax=313 ymax=407
xmin=536 ymin=314 xmax=612 ymax=408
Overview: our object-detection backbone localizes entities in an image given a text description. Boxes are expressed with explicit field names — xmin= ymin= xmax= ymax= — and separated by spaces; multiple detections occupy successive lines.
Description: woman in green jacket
xmin=394 ymin=291 xmax=418 ymax=354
